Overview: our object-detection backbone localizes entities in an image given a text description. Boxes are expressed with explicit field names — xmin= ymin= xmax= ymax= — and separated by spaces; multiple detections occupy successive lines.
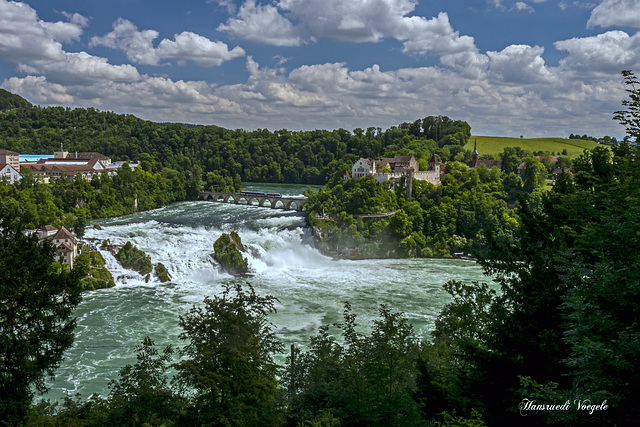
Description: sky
xmin=1 ymin=0 xmax=639 ymax=139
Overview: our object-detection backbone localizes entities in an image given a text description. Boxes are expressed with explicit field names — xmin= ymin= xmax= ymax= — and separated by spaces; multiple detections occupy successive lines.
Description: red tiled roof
xmin=394 ymin=155 xmax=414 ymax=162
xmin=52 ymin=226 xmax=77 ymax=243
xmin=56 ymin=242 xmax=74 ymax=253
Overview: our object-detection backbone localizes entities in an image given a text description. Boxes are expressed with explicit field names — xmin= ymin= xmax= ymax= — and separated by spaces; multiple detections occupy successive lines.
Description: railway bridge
xmin=201 ymin=191 xmax=308 ymax=212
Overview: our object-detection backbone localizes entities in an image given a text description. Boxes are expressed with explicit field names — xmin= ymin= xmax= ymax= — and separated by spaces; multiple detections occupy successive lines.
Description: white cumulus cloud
xmin=514 ymin=2 xmax=535 ymax=12
xmin=156 ymin=32 xmax=245 ymax=67
xmin=487 ymin=44 xmax=555 ymax=84
xmin=0 ymin=0 xmax=86 ymax=63
xmin=218 ymin=0 xmax=478 ymax=57
xmin=91 ymin=19 xmax=245 ymax=66
xmin=217 ymin=0 xmax=302 ymax=46
xmin=555 ymin=30 xmax=640 ymax=76
xmin=588 ymin=0 xmax=640 ymax=28
xmin=0 ymin=0 xmax=140 ymax=85
xmin=3 ymin=75 xmax=74 ymax=104
xmin=398 ymin=12 xmax=478 ymax=55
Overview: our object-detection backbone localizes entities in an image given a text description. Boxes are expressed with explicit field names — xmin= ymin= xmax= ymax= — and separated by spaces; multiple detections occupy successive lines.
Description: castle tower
xmin=429 ymin=154 xmax=441 ymax=174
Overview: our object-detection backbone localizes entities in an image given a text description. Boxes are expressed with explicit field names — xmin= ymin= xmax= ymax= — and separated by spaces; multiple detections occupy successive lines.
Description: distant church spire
xmin=471 ymin=139 xmax=479 ymax=167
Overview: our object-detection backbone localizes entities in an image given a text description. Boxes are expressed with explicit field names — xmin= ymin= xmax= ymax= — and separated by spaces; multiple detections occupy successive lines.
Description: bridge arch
xmin=259 ymin=198 xmax=272 ymax=208
xmin=201 ymin=191 xmax=306 ymax=212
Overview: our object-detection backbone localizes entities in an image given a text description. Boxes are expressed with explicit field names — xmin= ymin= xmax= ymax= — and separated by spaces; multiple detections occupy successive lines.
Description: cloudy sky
xmin=1 ymin=0 xmax=639 ymax=138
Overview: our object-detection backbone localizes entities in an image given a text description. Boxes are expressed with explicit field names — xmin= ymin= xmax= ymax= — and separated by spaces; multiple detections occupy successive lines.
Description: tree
xmin=613 ymin=69 xmax=640 ymax=141
xmin=284 ymin=303 xmax=421 ymax=426
xmin=499 ymin=146 xmax=525 ymax=174
xmin=0 ymin=224 xmax=82 ymax=425
xmin=107 ymin=337 xmax=178 ymax=425
xmin=174 ymin=283 xmax=284 ymax=426
xmin=520 ymin=156 xmax=547 ymax=192
xmin=427 ymin=70 xmax=640 ymax=425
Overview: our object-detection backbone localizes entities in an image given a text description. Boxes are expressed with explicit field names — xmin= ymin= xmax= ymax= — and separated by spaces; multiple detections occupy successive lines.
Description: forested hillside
xmin=0 ymin=100 xmax=471 ymax=185
xmin=0 ymin=88 xmax=31 ymax=111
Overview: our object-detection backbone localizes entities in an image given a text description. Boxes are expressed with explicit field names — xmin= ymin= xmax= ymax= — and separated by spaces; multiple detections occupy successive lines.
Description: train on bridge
xmin=240 ymin=190 xmax=282 ymax=198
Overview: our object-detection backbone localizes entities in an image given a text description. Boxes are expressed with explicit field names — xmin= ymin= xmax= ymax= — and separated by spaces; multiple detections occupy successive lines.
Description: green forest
xmin=1 ymin=71 xmax=639 ymax=426
xmin=1 ymin=88 xmax=474 ymax=233
xmin=304 ymin=143 xmax=568 ymax=259
xmin=2 ymin=88 xmax=558 ymax=260
xmin=0 ymin=91 xmax=471 ymax=187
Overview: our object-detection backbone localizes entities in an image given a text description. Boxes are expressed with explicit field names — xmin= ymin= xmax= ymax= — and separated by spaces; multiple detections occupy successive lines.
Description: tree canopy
xmin=0 ymin=222 xmax=82 ymax=425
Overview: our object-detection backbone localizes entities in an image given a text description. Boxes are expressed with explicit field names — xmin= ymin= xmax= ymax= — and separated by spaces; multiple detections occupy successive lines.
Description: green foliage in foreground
xmin=283 ymin=303 xmax=422 ymax=426
xmin=175 ymin=284 xmax=283 ymax=426
xmin=116 ymin=241 xmax=153 ymax=276
xmin=0 ymin=225 xmax=82 ymax=426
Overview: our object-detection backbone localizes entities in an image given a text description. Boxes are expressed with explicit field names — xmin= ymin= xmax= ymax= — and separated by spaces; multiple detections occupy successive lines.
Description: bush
xmin=155 ymin=263 xmax=171 ymax=282
xmin=90 ymin=251 xmax=106 ymax=268
xmin=213 ymin=232 xmax=249 ymax=275
xmin=91 ymin=267 xmax=115 ymax=288
xmin=116 ymin=241 xmax=152 ymax=276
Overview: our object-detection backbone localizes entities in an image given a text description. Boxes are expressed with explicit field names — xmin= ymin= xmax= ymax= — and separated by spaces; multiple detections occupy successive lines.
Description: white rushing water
xmin=45 ymin=184 xmax=490 ymax=402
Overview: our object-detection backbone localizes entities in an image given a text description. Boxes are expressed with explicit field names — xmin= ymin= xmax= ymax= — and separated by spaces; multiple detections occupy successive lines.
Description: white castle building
xmin=348 ymin=154 xmax=443 ymax=185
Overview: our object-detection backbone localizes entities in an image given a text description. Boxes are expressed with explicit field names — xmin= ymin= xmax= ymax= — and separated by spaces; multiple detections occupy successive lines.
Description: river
xmin=44 ymin=183 xmax=490 ymax=402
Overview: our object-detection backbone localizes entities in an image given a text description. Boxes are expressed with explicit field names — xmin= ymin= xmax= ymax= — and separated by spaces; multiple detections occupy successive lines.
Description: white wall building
xmin=0 ymin=163 xmax=20 ymax=184
xmin=39 ymin=226 xmax=78 ymax=269
xmin=352 ymin=158 xmax=375 ymax=178
xmin=350 ymin=154 xmax=443 ymax=185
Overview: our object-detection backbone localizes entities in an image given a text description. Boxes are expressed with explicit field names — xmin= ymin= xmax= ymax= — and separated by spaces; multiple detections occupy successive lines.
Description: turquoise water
xmin=44 ymin=184 xmax=490 ymax=401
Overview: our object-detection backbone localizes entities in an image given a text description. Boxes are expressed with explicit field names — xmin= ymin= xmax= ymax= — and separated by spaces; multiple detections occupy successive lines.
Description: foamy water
xmin=44 ymin=184 xmax=489 ymax=401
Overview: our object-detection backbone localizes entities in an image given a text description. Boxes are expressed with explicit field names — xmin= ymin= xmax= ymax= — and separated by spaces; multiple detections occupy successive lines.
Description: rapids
xmin=44 ymin=184 xmax=489 ymax=402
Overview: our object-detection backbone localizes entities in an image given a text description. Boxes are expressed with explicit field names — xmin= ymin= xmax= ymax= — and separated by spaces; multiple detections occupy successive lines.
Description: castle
xmin=348 ymin=154 xmax=443 ymax=185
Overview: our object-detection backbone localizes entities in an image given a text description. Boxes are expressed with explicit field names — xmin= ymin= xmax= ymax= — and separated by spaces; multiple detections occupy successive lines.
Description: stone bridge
xmin=201 ymin=191 xmax=308 ymax=212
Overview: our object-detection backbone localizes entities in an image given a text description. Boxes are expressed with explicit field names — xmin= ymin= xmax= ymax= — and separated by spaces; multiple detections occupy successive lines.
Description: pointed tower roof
xmin=472 ymin=139 xmax=478 ymax=155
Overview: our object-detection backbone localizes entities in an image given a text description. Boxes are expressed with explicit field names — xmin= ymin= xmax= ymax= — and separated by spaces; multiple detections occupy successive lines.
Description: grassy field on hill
xmin=465 ymin=136 xmax=602 ymax=157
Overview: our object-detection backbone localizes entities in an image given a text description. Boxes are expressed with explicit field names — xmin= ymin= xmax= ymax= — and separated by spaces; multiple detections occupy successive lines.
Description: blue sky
xmin=1 ymin=0 xmax=639 ymax=138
